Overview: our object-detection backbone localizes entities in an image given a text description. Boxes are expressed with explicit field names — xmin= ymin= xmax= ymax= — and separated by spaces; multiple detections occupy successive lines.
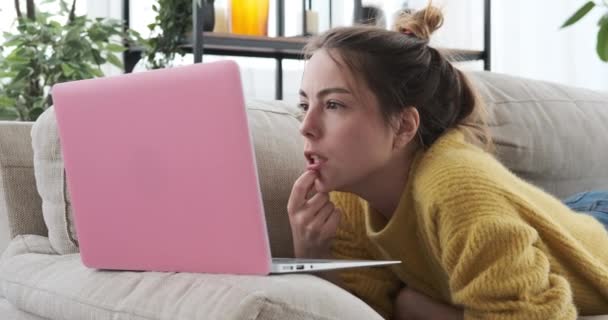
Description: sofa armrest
xmin=0 ymin=121 xmax=47 ymax=241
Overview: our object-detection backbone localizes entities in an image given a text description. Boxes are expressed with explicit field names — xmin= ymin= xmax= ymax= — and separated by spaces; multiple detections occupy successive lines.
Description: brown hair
xmin=303 ymin=4 xmax=491 ymax=150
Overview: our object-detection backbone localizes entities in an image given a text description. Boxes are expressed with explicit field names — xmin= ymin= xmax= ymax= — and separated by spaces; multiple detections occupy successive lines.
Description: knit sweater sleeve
xmin=330 ymin=192 xmax=401 ymax=319
xmin=432 ymin=184 xmax=577 ymax=320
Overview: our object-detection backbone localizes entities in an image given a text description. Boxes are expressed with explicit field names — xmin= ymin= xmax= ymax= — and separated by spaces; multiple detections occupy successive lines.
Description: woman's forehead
xmin=303 ymin=50 xmax=379 ymax=104
xmin=304 ymin=50 xmax=367 ymax=94
xmin=304 ymin=51 xmax=349 ymax=84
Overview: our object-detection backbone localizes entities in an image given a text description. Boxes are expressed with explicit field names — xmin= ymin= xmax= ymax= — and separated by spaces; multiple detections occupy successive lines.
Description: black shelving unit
xmin=123 ymin=0 xmax=492 ymax=100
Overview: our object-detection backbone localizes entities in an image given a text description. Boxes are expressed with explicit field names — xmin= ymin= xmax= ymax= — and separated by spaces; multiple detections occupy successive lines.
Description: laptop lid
xmin=52 ymin=60 xmax=272 ymax=275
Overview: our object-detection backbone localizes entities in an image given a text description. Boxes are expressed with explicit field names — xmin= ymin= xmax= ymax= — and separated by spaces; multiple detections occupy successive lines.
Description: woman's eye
xmin=298 ymin=103 xmax=309 ymax=112
xmin=327 ymin=101 xmax=341 ymax=109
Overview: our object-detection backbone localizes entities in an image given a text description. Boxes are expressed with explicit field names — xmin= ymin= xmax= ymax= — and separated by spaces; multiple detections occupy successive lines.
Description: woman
xmin=286 ymin=4 xmax=608 ymax=320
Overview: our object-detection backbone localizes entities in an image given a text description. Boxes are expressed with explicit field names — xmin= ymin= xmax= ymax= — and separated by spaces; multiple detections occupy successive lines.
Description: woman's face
xmin=299 ymin=49 xmax=397 ymax=193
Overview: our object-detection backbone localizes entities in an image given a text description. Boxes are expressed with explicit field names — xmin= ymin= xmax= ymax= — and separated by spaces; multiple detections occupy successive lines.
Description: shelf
xmin=123 ymin=0 xmax=491 ymax=99
xmin=126 ymin=32 xmax=486 ymax=70
xmin=193 ymin=32 xmax=486 ymax=61
xmin=187 ymin=32 xmax=309 ymax=59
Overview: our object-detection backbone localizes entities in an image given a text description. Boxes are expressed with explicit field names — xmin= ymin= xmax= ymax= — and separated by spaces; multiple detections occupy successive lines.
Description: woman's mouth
xmin=305 ymin=152 xmax=327 ymax=171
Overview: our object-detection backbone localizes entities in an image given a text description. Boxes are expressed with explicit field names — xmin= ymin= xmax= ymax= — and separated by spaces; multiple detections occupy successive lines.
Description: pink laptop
xmin=51 ymin=60 xmax=399 ymax=275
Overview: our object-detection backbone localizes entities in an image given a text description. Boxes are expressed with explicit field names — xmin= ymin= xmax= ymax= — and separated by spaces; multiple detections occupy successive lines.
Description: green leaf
xmin=0 ymin=107 xmax=19 ymax=120
xmin=129 ymin=29 xmax=143 ymax=38
xmin=5 ymin=53 xmax=30 ymax=64
xmin=66 ymin=28 xmax=81 ymax=42
xmin=59 ymin=0 xmax=69 ymax=13
xmin=106 ymin=18 xmax=121 ymax=26
xmin=0 ymin=70 xmax=17 ymax=78
xmin=28 ymin=107 xmax=45 ymax=121
xmin=106 ymin=43 xmax=126 ymax=52
xmin=598 ymin=19 xmax=608 ymax=61
xmin=106 ymin=53 xmax=123 ymax=69
xmin=0 ymin=96 xmax=15 ymax=108
xmin=48 ymin=20 xmax=61 ymax=29
xmin=89 ymin=68 xmax=104 ymax=77
xmin=599 ymin=13 xmax=608 ymax=27
xmin=561 ymin=1 xmax=595 ymax=28
xmin=61 ymin=63 xmax=75 ymax=76
xmin=3 ymin=37 xmax=24 ymax=47
xmin=12 ymin=67 xmax=35 ymax=83
xmin=37 ymin=12 xmax=50 ymax=24
xmin=91 ymin=49 xmax=105 ymax=65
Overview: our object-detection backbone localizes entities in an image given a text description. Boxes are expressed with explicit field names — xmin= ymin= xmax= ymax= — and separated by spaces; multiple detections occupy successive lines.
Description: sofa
xmin=0 ymin=71 xmax=607 ymax=320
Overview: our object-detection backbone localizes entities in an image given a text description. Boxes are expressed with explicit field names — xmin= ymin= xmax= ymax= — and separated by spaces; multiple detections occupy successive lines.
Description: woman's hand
xmin=287 ymin=170 xmax=341 ymax=259
xmin=394 ymin=287 xmax=463 ymax=320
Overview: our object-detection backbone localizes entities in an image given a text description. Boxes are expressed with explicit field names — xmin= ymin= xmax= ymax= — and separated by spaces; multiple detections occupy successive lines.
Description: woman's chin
xmin=314 ymin=175 xmax=334 ymax=193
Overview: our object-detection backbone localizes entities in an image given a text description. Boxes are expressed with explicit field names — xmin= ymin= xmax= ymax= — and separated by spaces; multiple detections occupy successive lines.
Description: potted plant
xmin=144 ymin=0 xmax=215 ymax=69
xmin=561 ymin=1 xmax=608 ymax=62
xmin=0 ymin=0 xmax=141 ymax=121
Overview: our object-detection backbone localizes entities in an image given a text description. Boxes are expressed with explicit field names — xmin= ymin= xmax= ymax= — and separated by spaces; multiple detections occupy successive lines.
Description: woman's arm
xmin=394 ymin=287 xmax=463 ymax=320
xmin=438 ymin=211 xmax=577 ymax=319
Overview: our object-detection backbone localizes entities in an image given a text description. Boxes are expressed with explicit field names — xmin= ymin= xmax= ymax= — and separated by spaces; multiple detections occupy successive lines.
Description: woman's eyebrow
xmin=299 ymin=87 xmax=352 ymax=98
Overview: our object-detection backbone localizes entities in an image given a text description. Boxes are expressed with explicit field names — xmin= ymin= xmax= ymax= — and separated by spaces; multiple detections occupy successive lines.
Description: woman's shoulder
xmin=418 ymin=130 xmax=506 ymax=177
xmin=411 ymin=133 xmax=526 ymax=233
xmin=412 ymin=130 xmax=514 ymax=203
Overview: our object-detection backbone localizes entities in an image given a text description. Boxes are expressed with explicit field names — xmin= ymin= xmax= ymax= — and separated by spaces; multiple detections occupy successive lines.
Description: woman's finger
xmin=287 ymin=170 xmax=317 ymax=214
xmin=309 ymin=201 xmax=334 ymax=230
xmin=321 ymin=208 xmax=341 ymax=238
xmin=306 ymin=192 xmax=330 ymax=213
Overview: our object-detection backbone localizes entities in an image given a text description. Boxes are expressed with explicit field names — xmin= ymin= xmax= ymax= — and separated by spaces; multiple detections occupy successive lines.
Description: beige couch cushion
xmin=470 ymin=71 xmax=608 ymax=198
xmin=0 ymin=121 xmax=47 ymax=240
xmin=2 ymin=236 xmax=606 ymax=320
xmin=0 ymin=297 xmax=46 ymax=320
xmin=0 ymin=235 xmax=382 ymax=320
xmin=30 ymin=100 xmax=305 ymax=257
xmin=247 ymin=100 xmax=306 ymax=258
xmin=31 ymin=108 xmax=79 ymax=254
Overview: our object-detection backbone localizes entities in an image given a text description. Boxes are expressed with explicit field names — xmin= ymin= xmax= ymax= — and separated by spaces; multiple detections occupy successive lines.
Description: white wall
xmin=492 ymin=0 xmax=608 ymax=92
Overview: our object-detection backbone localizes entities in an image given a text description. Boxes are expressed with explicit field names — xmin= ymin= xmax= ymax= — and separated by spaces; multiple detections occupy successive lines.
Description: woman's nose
xmin=299 ymin=109 xmax=320 ymax=139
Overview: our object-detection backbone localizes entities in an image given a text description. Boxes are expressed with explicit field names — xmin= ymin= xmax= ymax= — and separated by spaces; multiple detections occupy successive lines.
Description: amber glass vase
xmin=230 ymin=0 xmax=270 ymax=36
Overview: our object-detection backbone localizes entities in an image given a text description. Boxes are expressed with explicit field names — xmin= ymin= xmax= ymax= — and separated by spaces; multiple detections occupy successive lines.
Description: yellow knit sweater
xmin=330 ymin=130 xmax=608 ymax=320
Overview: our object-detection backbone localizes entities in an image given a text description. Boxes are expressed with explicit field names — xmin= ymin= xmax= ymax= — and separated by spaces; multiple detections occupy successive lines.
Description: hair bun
xmin=392 ymin=4 xmax=444 ymax=41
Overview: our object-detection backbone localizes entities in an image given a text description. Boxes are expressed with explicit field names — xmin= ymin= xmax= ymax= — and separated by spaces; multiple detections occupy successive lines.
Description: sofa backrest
xmin=0 ymin=71 xmax=607 ymax=256
xmin=471 ymin=72 xmax=608 ymax=197
xmin=0 ymin=121 xmax=47 ymax=240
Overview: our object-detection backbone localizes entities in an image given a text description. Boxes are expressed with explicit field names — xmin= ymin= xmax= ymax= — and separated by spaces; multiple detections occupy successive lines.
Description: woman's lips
xmin=307 ymin=158 xmax=326 ymax=171
xmin=305 ymin=152 xmax=327 ymax=171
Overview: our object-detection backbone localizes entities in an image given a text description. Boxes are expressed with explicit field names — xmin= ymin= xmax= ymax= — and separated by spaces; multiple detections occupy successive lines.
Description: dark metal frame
xmin=483 ymin=0 xmax=491 ymax=70
xmin=123 ymin=0 xmax=492 ymax=99
xmin=193 ymin=0 xmax=204 ymax=64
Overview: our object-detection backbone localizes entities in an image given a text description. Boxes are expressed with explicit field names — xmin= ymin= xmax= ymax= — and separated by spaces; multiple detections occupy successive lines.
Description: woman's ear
xmin=392 ymin=107 xmax=420 ymax=149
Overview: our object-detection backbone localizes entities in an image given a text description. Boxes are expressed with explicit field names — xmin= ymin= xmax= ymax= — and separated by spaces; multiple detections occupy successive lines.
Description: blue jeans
xmin=562 ymin=190 xmax=608 ymax=229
